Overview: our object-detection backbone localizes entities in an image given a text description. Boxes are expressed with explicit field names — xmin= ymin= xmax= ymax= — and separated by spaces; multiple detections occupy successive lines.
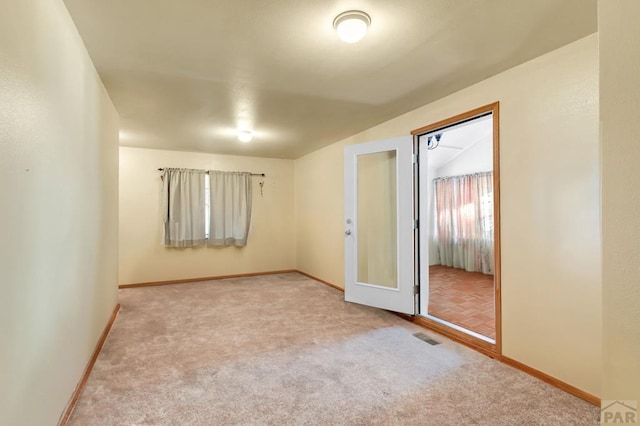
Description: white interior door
xmin=344 ymin=136 xmax=415 ymax=314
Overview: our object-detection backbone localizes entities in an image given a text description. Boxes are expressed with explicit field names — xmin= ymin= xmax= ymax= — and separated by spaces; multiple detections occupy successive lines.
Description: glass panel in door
xmin=357 ymin=151 xmax=398 ymax=289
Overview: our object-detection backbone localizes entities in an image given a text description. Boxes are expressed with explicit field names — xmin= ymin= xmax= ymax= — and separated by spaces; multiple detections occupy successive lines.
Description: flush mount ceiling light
xmin=333 ymin=10 xmax=371 ymax=43
xmin=237 ymin=130 xmax=253 ymax=143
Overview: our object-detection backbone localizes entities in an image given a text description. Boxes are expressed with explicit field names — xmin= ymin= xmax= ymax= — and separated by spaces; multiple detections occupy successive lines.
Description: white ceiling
xmin=63 ymin=0 xmax=596 ymax=159
xmin=423 ymin=115 xmax=492 ymax=170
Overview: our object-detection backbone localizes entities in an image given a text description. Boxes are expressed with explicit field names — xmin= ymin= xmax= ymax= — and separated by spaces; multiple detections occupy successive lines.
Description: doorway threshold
xmin=420 ymin=313 xmax=495 ymax=344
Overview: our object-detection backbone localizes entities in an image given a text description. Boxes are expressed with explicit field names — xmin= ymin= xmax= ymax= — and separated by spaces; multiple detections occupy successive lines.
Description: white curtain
xmin=433 ymin=171 xmax=494 ymax=274
xmin=162 ymin=168 xmax=207 ymax=247
xmin=208 ymin=171 xmax=252 ymax=247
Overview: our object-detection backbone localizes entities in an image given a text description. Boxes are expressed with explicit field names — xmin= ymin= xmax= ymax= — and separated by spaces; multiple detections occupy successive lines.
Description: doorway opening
xmin=413 ymin=103 xmax=501 ymax=353
xmin=342 ymin=102 xmax=500 ymax=354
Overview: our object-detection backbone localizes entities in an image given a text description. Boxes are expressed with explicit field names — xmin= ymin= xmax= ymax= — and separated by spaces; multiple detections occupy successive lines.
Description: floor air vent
xmin=413 ymin=332 xmax=441 ymax=346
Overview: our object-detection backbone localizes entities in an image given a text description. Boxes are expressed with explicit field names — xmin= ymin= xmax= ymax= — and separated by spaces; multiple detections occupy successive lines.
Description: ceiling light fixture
xmin=237 ymin=130 xmax=253 ymax=143
xmin=333 ymin=10 xmax=371 ymax=43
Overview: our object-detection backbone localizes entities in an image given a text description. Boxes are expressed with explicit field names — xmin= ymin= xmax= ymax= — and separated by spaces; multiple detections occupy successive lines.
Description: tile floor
xmin=427 ymin=265 xmax=495 ymax=339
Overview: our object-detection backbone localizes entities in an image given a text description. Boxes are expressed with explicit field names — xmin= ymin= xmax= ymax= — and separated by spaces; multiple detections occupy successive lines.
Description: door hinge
xmin=413 ymin=219 xmax=419 ymax=229
xmin=412 ymin=153 xmax=417 ymax=164
xmin=414 ymin=286 xmax=419 ymax=295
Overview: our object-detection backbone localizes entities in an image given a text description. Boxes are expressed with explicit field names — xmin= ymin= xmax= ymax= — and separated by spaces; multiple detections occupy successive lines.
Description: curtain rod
xmin=158 ymin=168 xmax=265 ymax=177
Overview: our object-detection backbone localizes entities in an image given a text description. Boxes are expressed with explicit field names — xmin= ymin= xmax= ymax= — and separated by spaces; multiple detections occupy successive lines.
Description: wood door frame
xmin=410 ymin=101 xmax=502 ymax=356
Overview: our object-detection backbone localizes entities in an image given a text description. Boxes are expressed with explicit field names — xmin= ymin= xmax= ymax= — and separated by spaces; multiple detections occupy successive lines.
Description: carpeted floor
xmin=68 ymin=273 xmax=598 ymax=425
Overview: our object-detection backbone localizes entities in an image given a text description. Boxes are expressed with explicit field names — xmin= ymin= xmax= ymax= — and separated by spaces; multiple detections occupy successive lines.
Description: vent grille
xmin=413 ymin=332 xmax=441 ymax=346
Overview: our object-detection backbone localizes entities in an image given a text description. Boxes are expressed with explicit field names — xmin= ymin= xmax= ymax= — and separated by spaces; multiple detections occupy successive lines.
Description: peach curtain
xmin=432 ymin=172 xmax=494 ymax=274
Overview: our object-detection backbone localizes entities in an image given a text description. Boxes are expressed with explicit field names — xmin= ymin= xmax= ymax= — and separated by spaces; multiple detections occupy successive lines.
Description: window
xmin=161 ymin=169 xmax=253 ymax=248
xmin=432 ymin=172 xmax=494 ymax=274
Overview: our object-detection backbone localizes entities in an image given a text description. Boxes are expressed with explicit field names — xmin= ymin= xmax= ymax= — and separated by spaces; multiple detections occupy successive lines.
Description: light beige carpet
xmin=69 ymin=273 xmax=598 ymax=425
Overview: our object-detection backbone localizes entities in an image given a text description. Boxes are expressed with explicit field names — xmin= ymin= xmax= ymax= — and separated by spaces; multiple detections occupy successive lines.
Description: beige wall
xmin=295 ymin=35 xmax=601 ymax=396
xmin=119 ymin=147 xmax=295 ymax=284
xmin=0 ymin=1 xmax=119 ymax=424
xmin=600 ymin=1 xmax=640 ymax=406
